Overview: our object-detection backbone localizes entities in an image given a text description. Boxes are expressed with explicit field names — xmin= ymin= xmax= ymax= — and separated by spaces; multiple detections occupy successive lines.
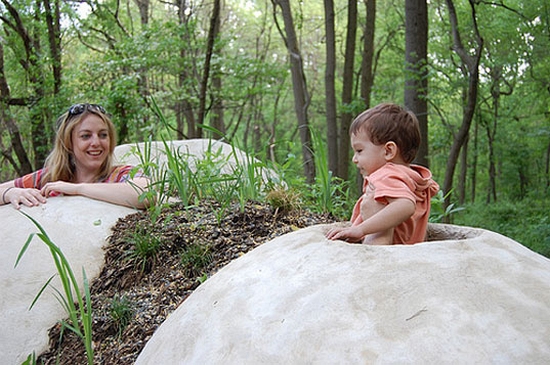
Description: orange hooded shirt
xmin=351 ymin=163 xmax=439 ymax=244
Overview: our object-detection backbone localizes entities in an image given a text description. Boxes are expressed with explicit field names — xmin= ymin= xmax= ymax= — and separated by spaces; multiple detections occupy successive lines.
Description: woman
xmin=0 ymin=103 xmax=151 ymax=209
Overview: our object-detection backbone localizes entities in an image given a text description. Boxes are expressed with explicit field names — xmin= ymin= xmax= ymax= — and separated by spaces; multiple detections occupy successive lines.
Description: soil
xmin=37 ymin=200 xmax=337 ymax=364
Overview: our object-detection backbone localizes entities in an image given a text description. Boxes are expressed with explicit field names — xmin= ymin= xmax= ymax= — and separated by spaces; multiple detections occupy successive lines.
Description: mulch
xmin=37 ymin=200 xmax=337 ymax=364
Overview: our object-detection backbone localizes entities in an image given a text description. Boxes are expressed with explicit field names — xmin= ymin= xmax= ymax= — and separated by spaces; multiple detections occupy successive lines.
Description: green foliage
xmin=130 ymin=104 xmax=282 ymax=223
xmin=3 ymin=0 xmax=549 ymax=268
xmin=15 ymin=212 xmax=94 ymax=365
xmin=266 ymin=186 xmax=301 ymax=212
xmin=21 ymin=352 xmax=36 ymax=365
xmin=109 ymin=294 xmax=134 ymax=338
xmin=429 ymin=190 xmax=466 ymax=223
xmin=124 ymin=225 xmax=163 ymax=273
xmin=180 ymin=242 xmax=213 ymax=278
xmin=453 ymin=194 xmax=550 ymax=258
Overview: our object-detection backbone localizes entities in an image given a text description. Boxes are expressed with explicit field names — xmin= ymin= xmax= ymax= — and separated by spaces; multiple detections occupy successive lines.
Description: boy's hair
xmin=350 ymin=103 xmax=421 ymax=163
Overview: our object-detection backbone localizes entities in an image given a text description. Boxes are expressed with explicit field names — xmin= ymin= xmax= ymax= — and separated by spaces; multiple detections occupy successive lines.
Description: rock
xmin=114 ymin=139 xmax=281 ymax=188
xmin=0 ymin=197 xmax=134 ymax=364
xmin=1 ymin=139 xmax=252 ymax=364
xmin=135 ymin=223 xmax=550 ymax=364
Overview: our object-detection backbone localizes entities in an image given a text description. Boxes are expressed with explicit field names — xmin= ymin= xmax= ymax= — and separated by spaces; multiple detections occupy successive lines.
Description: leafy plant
xmin=180 ymin=242 xmax=213 ymax=278
xmin=15 ymin=212 xmax=94 ymax=365
xmin=21 ymin=352 xmax=36 ymax=365
xmin=124 ymin=225 xmax=162 ymax=272
xmin=429 ymin=190 xmax=465 ymax=223
xmin=228 ymin=141 xmax=274 ymax=210
xmin=109 ymin=294 xmax=134 ymax=338
xmin=453 ymin=195 xmax=550 ymax=257
xmin=266 ymin=186 xmax=301 ymax=212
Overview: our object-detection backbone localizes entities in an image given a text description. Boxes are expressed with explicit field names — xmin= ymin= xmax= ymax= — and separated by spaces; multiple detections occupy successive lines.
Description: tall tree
xmin=133 ymin=0 xmax=151 ymax=142
xmin=0 ymin=0 xmax=59 ymax=168
xmin=442 ymin=0 xmax=484 ymax=214
xmin=337 ymin=0 xmax=357 ymax=181
xmin=198 ymin=0 xmax=221 ymax=138
xmin=324 ymin=0 xmax=338 ymax=175
xmin=209 ymin=2 xmax=225 ymax=141
xmin=404 ymin=0 xmax=429 ymax=167
xmin=360 ymin=0 xmax=376 ymax=110
xmin=271 ymin=0 xmax=315 ymax=183
xmin=42 ymin=0 xmax=62 ymax=95
xmin=175 ymin=1 xmax=197 ymax=139
xmin=0 ymin=43 xmax=33 ymax=176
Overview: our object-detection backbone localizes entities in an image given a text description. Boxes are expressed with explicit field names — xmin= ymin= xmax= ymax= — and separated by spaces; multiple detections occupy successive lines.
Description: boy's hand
xmin=325 ymin=225 xmax=364 ymax=243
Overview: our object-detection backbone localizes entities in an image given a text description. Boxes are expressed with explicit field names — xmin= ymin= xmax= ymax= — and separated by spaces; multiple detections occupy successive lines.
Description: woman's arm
xmin=40 ymin=176 xmax=153 ymax=209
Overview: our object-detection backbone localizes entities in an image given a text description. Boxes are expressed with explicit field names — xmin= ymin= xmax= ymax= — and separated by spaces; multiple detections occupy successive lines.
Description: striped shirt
xmin=14 ymin=165 xmax=139 ymax=189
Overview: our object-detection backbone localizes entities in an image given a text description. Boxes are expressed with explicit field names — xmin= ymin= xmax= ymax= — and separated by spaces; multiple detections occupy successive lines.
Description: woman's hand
xmin=3 ymin=187 xmax=47 ymax=209
xmin=41 ymin=181 xmax=78 ymax=197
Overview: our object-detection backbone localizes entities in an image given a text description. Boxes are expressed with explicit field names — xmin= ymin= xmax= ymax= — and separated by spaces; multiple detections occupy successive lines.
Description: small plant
xmin=109 ymin=294 xmax=134 ymax=338
xmin=429 ymin=190 xmax=465 ymax=223
xmin=228 ymin=141 xmax=273 ymax=210
xmin=15 ymin=212 xmax=94 ymax=365
xmin=266 ymin=186 xmax=301 ymax=212
xmin=162 ymin=141 xmax=196 ymax=206
xmin=21 ymin=352 xmax=36 ymax=365
xmin=180 ymin=243 xmax=213 ymax=277
xmin=124 ymin=225 xmax=162 ymax=272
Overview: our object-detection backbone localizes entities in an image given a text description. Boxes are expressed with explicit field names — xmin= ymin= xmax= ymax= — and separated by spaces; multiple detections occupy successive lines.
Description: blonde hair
xmin=43 ymin=105 xmax=117 ymax=183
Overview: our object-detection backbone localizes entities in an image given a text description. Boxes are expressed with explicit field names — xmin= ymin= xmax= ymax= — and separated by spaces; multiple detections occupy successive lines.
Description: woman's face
xmin=71 ymin=114 xmax=111 ymax=176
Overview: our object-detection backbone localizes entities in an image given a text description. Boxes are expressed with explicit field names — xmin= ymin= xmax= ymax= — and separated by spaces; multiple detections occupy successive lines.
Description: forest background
xmin=0 ymin=0 xmax=549 ymax=255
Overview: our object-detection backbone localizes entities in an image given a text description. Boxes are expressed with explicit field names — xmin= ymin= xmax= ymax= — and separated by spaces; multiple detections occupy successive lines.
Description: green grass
xmin=123 ymin=225 xmax=163 ymax=272
xmin=109 ymin=294 xmax=134 ymax=338
xmin=453 ymin=195 xmax=550 ymax=257
xmin=180 ymin=242 xmax=213 ymax=278
xmin=16 ymin=212 xmax=94 ymax=365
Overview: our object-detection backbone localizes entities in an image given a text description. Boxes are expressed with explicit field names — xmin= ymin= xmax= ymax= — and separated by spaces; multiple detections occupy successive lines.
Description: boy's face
xmin=351 ymin=130 xmax=387 ymax=177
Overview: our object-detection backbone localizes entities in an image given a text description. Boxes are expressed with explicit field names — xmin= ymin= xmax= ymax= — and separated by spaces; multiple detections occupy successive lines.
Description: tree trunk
xmin=0 ymin=43 xmax=33 ymax=175
xmin=337 ymin=0 xmax=357 ymax=182
xmin=133 ymin=0 xmax=150 ymax=142
xmin=42 ymin=0 xmax=62 ymax=95
xmin=459 ymin=135 xmax=468 ymax=205
xmin=134 ymin=0 xmax=149 ymax=25
xmin=211 ymin=73 xmax=225 ymax=139
xmin=404 ymin=0 xmax=429 ymax=167
xmin=324 ymin=0 xmax=338 ymax=176
xmin=471 ymin=115 xmax=479 ymax=202
xmin=360 ymin=0 xmax=375 ymax=110
xmin=546 ymin=138 xmax=550 ymax=189
xmin=1 ymin=0 xmax=60 ymax=169
xmin=272 ymin=0 xmax=315 ymax=183
xmin=198 ymin=0 xmax=221 ymax=139
xmin=486 ymin=120 xmax=497 ymax=203
xmin=209 ymin=0 xmax=224 ymax=140
xmin=176 ymin=0 xmax=196 ymax=139
xmin=442 ymin=0 xmax=483 ymax=219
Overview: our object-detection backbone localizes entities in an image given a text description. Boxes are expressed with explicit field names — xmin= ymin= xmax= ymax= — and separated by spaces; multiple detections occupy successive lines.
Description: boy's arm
xmin=359 ymin=197 xmax=415 ymax=237
xmin=326 ymin=197 xmax=415 ymax=243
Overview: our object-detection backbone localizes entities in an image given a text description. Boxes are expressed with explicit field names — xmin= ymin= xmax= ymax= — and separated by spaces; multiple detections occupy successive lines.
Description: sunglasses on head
xmin=68 ymin=103 xmax=107 ymax=116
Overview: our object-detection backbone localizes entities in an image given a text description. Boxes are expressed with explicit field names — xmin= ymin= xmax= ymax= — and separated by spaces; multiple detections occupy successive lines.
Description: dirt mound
xmin=37 ymin=200 xmax=336 ymax=364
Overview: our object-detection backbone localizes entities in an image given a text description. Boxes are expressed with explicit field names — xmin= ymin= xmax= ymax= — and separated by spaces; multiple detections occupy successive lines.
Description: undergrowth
xmin=453 ymin=193 xmax=550 ymax=258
